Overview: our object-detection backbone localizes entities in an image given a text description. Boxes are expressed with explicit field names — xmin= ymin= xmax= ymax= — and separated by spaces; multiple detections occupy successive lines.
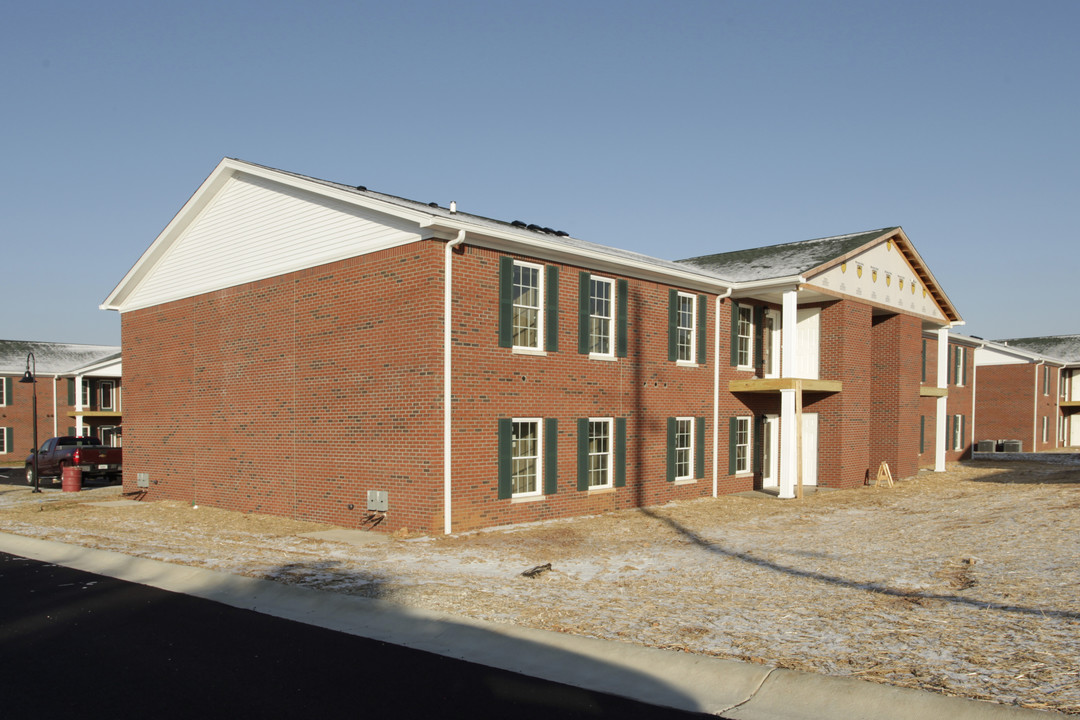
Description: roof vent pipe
xmin=450 ymin=201 xmax=457 ymax=214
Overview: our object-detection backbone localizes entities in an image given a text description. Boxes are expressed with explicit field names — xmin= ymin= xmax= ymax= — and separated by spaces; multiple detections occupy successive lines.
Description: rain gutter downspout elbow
xmin=713 ymin=286 xmax=733 ymax=498
xmin=444 ymin=230 xmax=466 ymax=535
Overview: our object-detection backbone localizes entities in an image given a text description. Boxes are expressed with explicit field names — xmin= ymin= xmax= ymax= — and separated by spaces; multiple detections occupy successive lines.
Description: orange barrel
xmin=61 ymin=465 xmax=82 ymax=493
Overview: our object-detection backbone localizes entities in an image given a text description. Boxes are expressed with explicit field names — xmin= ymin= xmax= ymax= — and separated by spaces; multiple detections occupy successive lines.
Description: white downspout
xmin=51 ymin=376 xmax=58 ymax=437
xmin=443 ymin=230 xmax=466 ymax=535
xmin=712 ymin=287 xmax=732 ymax=498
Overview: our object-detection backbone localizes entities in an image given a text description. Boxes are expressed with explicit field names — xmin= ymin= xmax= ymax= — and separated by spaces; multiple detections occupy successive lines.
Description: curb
xmin=0 ymin=532 xmax=1062 ymax=719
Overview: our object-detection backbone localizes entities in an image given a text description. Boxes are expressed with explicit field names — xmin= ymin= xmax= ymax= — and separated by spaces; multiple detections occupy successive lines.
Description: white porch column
xmin=935 ymin=327 xmax=949 ymax=472
xmin=75 ymin=373 xmax=85 ymax=436
xmin=778 ymin=289 xmax=799 ymax=498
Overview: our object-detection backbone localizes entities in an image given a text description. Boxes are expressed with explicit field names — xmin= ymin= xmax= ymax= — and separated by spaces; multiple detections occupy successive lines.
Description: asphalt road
xmin=0 ymin=551 xmax=712 ymax=719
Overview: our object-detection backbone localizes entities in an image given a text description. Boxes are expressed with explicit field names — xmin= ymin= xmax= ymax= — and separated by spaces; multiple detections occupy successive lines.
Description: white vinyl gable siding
xmin=121 ymin=173 xmax=425 ymax=311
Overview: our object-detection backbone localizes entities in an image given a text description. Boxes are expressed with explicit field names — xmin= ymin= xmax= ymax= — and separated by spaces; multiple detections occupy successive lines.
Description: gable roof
xmin=994 ymin=335 xmax=1080 ymax=364
xmin=677 ymin=226 xmax=962 ymax=324
xmin=0 ymin=340 xmax=120 ymax=376
xmin=101 ymin=158 xmax=729 ymax=313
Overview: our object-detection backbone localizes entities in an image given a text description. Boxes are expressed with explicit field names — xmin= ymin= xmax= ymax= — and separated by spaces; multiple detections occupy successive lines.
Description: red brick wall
xmin=121 ymin=242 xmax=445 ymax=532
xmin=1 ymin=375 xmax=73 ymax=463
xmin=974 ymin=363 xmax=1036 ymax=450
xmin=868 ymin=313 xmax=922 ymax=480
xmin=447 ymin=245 xmax=724 ymax=532
xmin=945 ymin=342 xmax=975 ymax=460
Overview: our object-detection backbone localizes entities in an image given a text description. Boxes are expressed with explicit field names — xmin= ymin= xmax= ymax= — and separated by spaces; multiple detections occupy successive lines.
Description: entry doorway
xmin=760 ymin=413 xmax=818 ymax=490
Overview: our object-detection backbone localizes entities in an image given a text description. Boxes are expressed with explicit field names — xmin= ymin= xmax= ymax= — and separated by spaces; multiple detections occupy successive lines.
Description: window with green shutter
xmin=2 ymin=427 xmax=12 ymax=454
xmin=1 ymin=377 xmax=11 ymax=407
xmin=499 ymin=258 xmax=557 ymax=351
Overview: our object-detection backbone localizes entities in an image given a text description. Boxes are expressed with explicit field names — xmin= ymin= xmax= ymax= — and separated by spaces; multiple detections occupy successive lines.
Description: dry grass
xmin=2 ymin=461 xmax=1078 ymax=714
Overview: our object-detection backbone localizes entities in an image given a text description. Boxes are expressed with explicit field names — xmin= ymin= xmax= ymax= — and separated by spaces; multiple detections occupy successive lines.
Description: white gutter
xmin=712 ymin=287 xmax=733 ymax=498
xmin=443 ymin=230 xmax=467 ymax=535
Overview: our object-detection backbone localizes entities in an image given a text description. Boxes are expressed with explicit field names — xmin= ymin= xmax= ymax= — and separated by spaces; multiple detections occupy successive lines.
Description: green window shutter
xmin=948 ymin=346 xmax=955 ymax=385
xmin=544 ymin=418 xmax=558 ymax=495
xmin=962 ymin=350 xmax=968 ymax=386
xmin=728 ymin=417 xmax=738 ymax=475
xmin=948 ymin=415 xmax=954 ymax=449
xmin=576 ymin=418 xmax=590 ymax=491
xmin=498 ymin=257 xmax=513 ymax=348
xmin=730 ymin=302 xmax=741 ymax=366
xmin=497 ymin=419 xmax=513 ymax=499
xmin=667 ymin=289 xmax=678 ymax=361
xmin=696 ymin=416 xmax=706 ymax=479
xmin=753 ymin=306 xmax=764 ymax=373
xmin=545 ymin=265 xmax=559 ymax=352
xmin=753 ymin=415 xmax=763 ymax=475
xmin=67 ymin=426 xmax=76 ymax=437
xmin=3 ymin=377 xmax=11 ymax=407
xmin=616 ymin=279 xmax=629 ymax=358
xmin=2 ymin=427 xmax=11 ymax=454
xmin=665 ymin=418 xmax=676 ymax=483
xmin=960 ymin=415 xmax=966 ymax=449
xmin=578 ymin=272 xmax=591 ymax=354
xmin=614 ymin=417 xmax=626 ymax=488
xmin=921 ymin=340 xmax=927 ymax=383
xmin=919 ymin=415 xmax=926 ymax=454
xmin=67 ymin=378 xmax=76 ymax=405
xmin=696 ymin=294 xmax=708 ymax=364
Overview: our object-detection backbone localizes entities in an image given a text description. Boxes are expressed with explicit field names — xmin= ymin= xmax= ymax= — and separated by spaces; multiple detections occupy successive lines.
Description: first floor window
xmin=587 ymin=419 xmax=613 ymax=488
xmin=1 ymin=427 xmax=11 ymax=454
xmin=732 ymin=416 xmax=751 ymax=474
xmin=511 ymin=420 xmax=541 ymax=496
xmin=1042 ymin=416 xmax=1049 ymax=444
xmin=674 ymin=418 xmax=693 ymax=480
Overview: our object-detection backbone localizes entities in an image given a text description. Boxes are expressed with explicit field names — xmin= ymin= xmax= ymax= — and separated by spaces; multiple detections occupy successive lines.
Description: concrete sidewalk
xmin=0 ymin=532 xmax=1062 ymax=719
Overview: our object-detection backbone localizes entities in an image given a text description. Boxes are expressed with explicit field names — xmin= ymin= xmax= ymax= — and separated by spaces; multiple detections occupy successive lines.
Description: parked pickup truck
xmin=25 ymin=436 xmax=123 ymax=485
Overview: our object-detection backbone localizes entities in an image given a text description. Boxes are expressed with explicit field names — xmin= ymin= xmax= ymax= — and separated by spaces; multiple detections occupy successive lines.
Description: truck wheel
xmin=25 ymin=465 xmax=35 ymax=485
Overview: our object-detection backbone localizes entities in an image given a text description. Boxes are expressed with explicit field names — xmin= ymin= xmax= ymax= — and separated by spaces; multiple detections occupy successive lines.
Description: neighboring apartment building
xmin=917 ymin=333 xmax=978 ymax=466
xmin=0 ymin=340 xmax=123 ymax=465
xmin=101 ymin=158 xmax=963 ymax=534
xmin=972 ymin=335 xmax=1080 ymax=450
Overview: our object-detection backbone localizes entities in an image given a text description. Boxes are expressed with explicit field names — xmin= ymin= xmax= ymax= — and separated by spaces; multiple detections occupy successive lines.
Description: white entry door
xmin=762 ymin=415 xmax=780 ymax=487
xmin=801 ymin=413 xmax=819 ymax=487
xmin=1071 ymin=416 xmax=1080 ymax=447
xmin=795 ymin=308 xmax=821 ymax=379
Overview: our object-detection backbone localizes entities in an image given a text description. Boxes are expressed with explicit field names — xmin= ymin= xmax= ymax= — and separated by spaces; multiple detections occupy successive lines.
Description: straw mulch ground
xmin=1 ymin=460 xmax=1077 ymax=714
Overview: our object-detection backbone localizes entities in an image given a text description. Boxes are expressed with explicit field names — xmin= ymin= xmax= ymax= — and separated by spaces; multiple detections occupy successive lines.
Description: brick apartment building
xmin=1 ymin=340 xmax=123 ymax=469
xmin=101 ymin=158 xmax=964 ymax=533
xmin=969 ymin=335 xmax=1080 ymax=451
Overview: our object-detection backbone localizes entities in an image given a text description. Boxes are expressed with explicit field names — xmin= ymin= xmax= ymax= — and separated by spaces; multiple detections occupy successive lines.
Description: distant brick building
xmin=102 ymin=158 xmax=964 ymax=533
xmin=1 ymin=340 xmax=122 ymax=470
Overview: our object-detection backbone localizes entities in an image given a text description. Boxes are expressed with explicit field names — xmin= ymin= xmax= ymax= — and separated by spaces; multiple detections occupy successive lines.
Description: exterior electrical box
xmin=137 ymin=472 xmax=150 ymax=488
xmin=367 ymin=490 xmax=388 ymax=512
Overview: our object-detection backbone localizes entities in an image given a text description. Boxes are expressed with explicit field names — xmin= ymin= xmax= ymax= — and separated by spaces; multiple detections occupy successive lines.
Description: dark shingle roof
xmin=676 ymin=228 xmax=897 ymax=282
xmin=994 ymin=335 xmax=1080 ymax=364
xmin=0 ymin=340 xmax=120 ymax=375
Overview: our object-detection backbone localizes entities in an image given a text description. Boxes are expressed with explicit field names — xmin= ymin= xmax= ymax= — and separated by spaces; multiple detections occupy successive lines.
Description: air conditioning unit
xmin=976 ymin=440 xmax=996 ymax=452
xmin=1001 ymin=440 xmax=1022 ymax=452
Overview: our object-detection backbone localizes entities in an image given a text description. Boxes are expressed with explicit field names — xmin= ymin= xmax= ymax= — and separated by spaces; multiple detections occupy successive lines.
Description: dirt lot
xmin=2 ymin=461 xmax=1078 ymax=714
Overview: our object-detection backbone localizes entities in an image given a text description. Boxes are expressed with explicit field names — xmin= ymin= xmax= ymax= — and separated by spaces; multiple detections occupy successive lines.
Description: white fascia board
xmin=975 ymin=341 xmax=1064 ymax=367
xmin=728 ymin=276 xmax=805 ymax=297
xmin=424 ymin=220 xmax=732 ymax=294
xmin=101 ymin=158 xmax=439 ymax=312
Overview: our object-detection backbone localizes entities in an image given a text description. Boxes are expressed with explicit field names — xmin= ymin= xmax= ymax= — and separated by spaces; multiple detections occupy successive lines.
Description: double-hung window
xmin=0 ymin=377 xmax=9 ymax=406
xmin=736 ymin=306 xmax=753 ymax=368
xmin=730 ymin=416 xmax=751 ymax=474
xmin=1 ymin=426 xmax=11 ymax=454
xmin=82 ymin=380 xmax=90 ymax=408
xmin=953 ymin=346 xmax=965 ymax=386
xmin=589 ymin=276 xmax=614 ymax=357
xmin=586 ymin=418 xmax=613 ymax=488
xmin=668 ymin=291 xmax=706 ymax=365
xmin=512 ymin=261 xmax=543 ymax=350
xmin=100 ymin=381 xmax=115 ymax=411
xmin=676 ymin=293 xmax=696 ymax=362
xmin=952 ymin=414 xmax=965 ymax=451
xmin=1044 ymin=366 xmax=1051 ymax=396
xmin=511 ymin=419 xmax=542 ymax=497
xmin=1042 ymin=416 xmax=1049 ymax=444
xmin=674 ymin=418 xmax=693 ymax=480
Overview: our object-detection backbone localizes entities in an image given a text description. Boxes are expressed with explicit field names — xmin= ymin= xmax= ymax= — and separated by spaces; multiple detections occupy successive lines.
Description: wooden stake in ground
xmin=875 ymin=461 xmax=894 ymax=488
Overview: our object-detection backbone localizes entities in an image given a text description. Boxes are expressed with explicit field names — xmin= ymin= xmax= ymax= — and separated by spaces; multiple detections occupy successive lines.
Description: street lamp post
xmin=19 ymin=352 xmax=40 ymax=494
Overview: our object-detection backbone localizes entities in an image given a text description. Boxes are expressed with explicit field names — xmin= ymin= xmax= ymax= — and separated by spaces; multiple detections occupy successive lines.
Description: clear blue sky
xmin=3 ymin=0 xmax=1076 ymax=346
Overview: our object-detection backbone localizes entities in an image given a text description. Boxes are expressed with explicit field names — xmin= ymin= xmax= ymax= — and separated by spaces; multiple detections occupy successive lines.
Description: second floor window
xmin=676 ymin=293 xmax=696 ymax=363
xmin=512 ymin=261 xmax=544 ymax=350
xmin=100 ymin=381 xmax=115 ymax=411
xmin=736 ymin=305 xmax=753 ymax=368
xmin=589 ymin=277 xmax=614 ymax=356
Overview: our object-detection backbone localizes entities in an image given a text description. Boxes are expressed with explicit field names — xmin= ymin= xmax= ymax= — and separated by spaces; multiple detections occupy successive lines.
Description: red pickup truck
xmin=25 ymin=436 xmax=123 ymax=485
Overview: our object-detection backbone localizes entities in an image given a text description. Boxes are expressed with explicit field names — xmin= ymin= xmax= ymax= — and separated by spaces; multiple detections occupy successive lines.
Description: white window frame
xmin=511 ymin=418 xmax=543 ymax=498
xmin=0 ymin=379 xmax=6 ymax=406
xmin=82 ymin=379 xmax=90 ymax=407
xmin=1061 ymin=369 xmax=1069 ymax=399
xmin=734 ymin=416 xmax=751 ymax=475
xmin=954 ymin=346 xmax=965 ymax=386
xmin=736 ymin=305 xmax=753 ymax=369
xmin=1 ymin=426 xmax=11 ymax=453
xmin=762 ymin=309 xmax=780 ymax=378
xmin=676 ymin=292 xmax=696 ymax=364
xmin=511 ymin=260 xmax=544 ymax=351
xmin=1043 ymin=366 xmax=1051 ymax=396
xmin=952 ymin=414 xmax=964 ymax=451
xmin=674 ymin=417 xmax=694 ymax=481
xmin=589 ymin=276 xmax=615 ymax=358
xmin=587 ymin=418 xmax=614 ymax=489
xmin=1042 ymin=416 xmax=1049 ymax=444
xmin=100 ymin=380 xmax=115 ymax=411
